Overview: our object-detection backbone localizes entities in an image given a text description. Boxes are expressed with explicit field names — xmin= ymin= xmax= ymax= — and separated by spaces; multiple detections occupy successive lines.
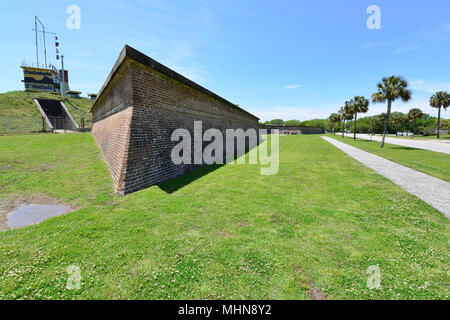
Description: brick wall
xmin=91 ymin=46 xmax=259 ymax=195
xmin=91 ymin=106 xmax=133 ymax=194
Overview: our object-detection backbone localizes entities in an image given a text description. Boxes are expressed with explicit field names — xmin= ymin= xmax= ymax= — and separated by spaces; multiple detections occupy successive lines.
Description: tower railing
xmin=21 ymin=61 xmax=52 ymax=70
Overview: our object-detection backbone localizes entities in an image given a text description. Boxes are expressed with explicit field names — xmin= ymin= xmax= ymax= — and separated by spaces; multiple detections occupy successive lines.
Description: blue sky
xmin=0 ymin=0 xmax=449 ymax=121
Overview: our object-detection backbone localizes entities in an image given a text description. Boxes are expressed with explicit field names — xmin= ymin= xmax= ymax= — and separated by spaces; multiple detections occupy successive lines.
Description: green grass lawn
xmin=0 ymin=91 xmax=93 ymax=133
xmin=328 ymin=134 xmax=450 ymax=182
xmin=0 ymin=133 xmax=448 ymax=300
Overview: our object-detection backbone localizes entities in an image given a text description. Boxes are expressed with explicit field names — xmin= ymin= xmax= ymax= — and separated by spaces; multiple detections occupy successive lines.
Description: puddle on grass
xmin=8 ymin=204 xmax=72 ymax=228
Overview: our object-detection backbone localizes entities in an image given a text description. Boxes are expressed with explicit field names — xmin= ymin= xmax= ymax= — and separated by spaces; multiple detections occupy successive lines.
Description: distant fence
xmin=431 ymin=129 xmax=449 ymax=135
xmin=47 ymin=116 xmax=67 ymax=131
xmin=42 ymin=116 xmax=91 ymax=132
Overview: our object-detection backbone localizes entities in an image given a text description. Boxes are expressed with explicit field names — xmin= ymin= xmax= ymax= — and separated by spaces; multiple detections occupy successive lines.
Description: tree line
xmin=329 ymin=76 xmax=449 ymax=147
xmin=262 ymin=112 xmax=449 ymax=138
xmin=262 ymin=76 xmax=449 ymax=148
xmin=262 ymin=118 xmax=335 ymax=129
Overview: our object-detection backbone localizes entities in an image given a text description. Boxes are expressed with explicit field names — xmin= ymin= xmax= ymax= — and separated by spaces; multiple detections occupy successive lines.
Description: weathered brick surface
xmin=91 ymin=46 xmax=259 ymax=194
xmin=91 ymin=106 xmax=133 ymax=194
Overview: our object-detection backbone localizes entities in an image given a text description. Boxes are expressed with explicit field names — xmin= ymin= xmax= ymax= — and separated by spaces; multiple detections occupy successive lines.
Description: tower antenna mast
xmin=33 ymin=16 xmax=56 ymax=68
xmin=35 ymin=17 xmax=39 ymax=66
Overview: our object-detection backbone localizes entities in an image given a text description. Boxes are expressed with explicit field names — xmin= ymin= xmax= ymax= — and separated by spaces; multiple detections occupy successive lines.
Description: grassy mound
xmin=0 ymin=91 xmax=94 ymax=133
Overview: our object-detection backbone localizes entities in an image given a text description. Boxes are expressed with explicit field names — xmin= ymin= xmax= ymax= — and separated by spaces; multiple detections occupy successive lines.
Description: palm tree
xmin=338 ymin=107 xmax=345 ymax=133
xmin=347 ymin=96 xmax=369 ymax=140
xmin=339 ymin=105 xmax=353 ymax=138
xmin=340 ymin=101 xmax=354 ymax=138
xmin=430 ymin=92 xmax=449 ymax=139
xmin=372 ymin=76 xmax=412 ymax=148
xmin=370 ymin=116 xmax=379 ymax=138
xmin=329 ymin=113 xmax=341 ymax=135
xmin=407 ymin=108 xmax=424 ymax=136
xmin=390 ymin=112 xmax=407 ymax=136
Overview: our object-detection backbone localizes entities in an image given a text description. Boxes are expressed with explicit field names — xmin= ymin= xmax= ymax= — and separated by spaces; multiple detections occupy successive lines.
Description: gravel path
xmin=343 ymin=134 xmax=450 ymax=155
xmin=322 ymin=136 xmax=450 ymax=218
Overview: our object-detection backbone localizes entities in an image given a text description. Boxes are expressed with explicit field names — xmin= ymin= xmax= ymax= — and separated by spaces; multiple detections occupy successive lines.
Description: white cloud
xmin=362 ymin=41 xmax=393 ymax=49
xmin=393 ymin=45 xmax=419 ymax=55
xmin=367 ymin=102 xmax=414 ymax=116
xmin=417 ymin=24 xmax=450 ymax=42
xmin=164 ymin=62 xmax=208 ymax=84
xmin=126 ymin=38 xmax=209 ymax=84
xmin=410 ymin=79 xmax=450 ymax=93
xmin=253 ymin=96 xmax=448 ymax=123
xmin=368 ymin=98 xmax=446 ymax=118
xmin=364 ymin=24 xmax=449 ymax=54
xmin=284 ymin=84 xmax=301 ymax=89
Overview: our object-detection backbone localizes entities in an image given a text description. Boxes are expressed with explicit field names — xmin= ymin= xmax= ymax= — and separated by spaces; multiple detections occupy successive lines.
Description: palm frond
xmin=372 ymin=92 xmax=385 ymax=103
xmin=430 ymin=91 xmax=450 ymax=110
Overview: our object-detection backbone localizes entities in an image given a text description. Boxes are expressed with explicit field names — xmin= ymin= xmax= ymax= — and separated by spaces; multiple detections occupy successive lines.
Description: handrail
xmin=21 ymin=60 xmax=52 ymax=69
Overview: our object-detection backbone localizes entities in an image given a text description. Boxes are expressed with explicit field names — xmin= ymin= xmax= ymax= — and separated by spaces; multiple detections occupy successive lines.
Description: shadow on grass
xmin=339 ymin=136 xmax=375 ymax=143
xmin=158 ymin=163 xmax=225 ymax=194
xmin=391 ymin=146 xmax=421 ymax=151
xmin=354 ymin=139 xmax=375 ymax=143
xmin=156 ymin=138 xmax=267 ymax=194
